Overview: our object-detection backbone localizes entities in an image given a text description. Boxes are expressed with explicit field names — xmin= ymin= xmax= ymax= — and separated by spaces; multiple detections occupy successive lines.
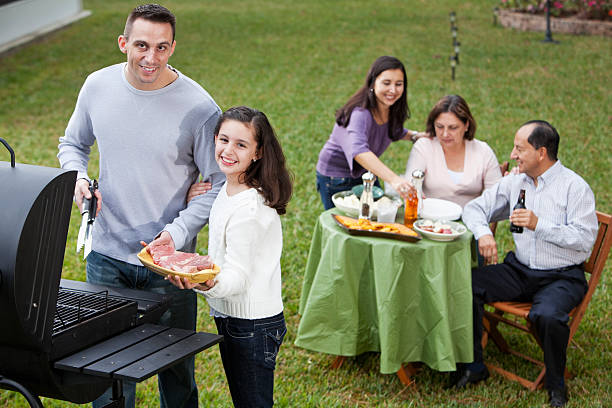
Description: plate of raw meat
xmin=138 ymin=245 xmax=220 ymax=283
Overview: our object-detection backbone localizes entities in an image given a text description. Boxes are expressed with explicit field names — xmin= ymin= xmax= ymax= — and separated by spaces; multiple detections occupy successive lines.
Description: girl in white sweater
xmin=168 ymin=106 xmax=292 ymax=407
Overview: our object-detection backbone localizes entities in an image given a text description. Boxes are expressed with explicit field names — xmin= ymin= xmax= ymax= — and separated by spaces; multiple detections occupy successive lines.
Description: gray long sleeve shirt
xmin=58 ymin=63 xmax=224 ymax=265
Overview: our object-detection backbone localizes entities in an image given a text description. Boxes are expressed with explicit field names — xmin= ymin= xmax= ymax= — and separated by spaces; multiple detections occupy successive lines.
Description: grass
xmin=1 ymin=0 xmax=610 ymax=406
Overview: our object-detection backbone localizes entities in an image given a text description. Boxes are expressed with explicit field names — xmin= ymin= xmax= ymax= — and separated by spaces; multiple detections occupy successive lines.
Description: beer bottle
xmin=510 ymin=189 xmax=526 ymax=233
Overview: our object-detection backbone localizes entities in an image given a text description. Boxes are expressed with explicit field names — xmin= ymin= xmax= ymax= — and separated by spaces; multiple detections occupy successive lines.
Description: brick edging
xmin=495 ymin=9 xmax=612 ymax=37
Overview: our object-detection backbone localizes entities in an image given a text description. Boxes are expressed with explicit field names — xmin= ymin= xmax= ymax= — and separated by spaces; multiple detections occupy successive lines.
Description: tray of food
xmin=138 ymin=247 xmax=220 ymax=283
xmin=331 ymin=214 xmax=421 ymax=243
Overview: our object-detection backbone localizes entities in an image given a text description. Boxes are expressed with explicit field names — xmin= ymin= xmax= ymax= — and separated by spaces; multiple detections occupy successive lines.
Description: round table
xmin=295 ymin=209 xmax=476 ymax=383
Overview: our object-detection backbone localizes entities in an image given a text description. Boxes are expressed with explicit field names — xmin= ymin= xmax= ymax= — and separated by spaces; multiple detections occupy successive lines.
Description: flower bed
xmin=499 ymin=0 xmax=611 ymax=20
xmin=495 ymin=7 xmax=612 ymax=36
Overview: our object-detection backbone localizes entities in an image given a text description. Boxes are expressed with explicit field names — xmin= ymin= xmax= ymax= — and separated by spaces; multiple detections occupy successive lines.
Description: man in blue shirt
xmin=455 ymin=120 xmax=598 ymax=408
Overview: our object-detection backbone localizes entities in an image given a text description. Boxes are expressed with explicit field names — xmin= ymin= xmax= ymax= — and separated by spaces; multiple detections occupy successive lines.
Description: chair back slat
xmin=584 ymin=211 xmax=611 ymax=275
xmin=569 ymin=211 xmax=612 ymax=338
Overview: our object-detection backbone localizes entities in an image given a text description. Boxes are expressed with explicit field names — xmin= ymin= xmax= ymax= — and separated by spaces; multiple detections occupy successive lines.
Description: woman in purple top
xmin=316 ymin=56 xmax=424 ymax=210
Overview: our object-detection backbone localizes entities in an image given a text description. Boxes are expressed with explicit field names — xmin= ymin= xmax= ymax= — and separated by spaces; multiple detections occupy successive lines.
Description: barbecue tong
xmin=76 ymin=179 xmax=98 ymax=259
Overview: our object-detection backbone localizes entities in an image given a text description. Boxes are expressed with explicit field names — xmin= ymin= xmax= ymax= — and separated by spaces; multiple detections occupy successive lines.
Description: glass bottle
xmin=510 ymin=189 xmax=526 ymax=233
xmin=403 ymin=170 xmax=423 ymax=228
xmin=359 ymin=172 xmax=375 ymax=220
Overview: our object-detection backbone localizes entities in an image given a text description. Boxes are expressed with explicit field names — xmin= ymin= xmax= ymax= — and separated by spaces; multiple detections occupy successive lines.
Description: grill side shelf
xmin=114 ymin=332 xmax=223 ymax=382
xmin=54 ymin=323 xmax=168 ymax=372
xmin=54 ymin=324 xmax=223 ymax=384
xmin=81 ymin=327 xmax=193 ymax=377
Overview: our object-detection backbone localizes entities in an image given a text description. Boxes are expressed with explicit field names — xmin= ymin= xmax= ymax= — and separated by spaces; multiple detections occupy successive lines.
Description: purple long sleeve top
xmin=316 ymin=107 xmax=407 ymax=178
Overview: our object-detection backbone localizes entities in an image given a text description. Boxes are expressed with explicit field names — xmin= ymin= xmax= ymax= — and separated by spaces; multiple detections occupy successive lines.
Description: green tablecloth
xmin=295 ymin=209 xmax=475 ymax=374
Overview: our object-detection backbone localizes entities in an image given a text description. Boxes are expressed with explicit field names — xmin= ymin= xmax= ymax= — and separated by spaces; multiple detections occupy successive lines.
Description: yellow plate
xmin=137 ymin=248 xmax=220 ymax=283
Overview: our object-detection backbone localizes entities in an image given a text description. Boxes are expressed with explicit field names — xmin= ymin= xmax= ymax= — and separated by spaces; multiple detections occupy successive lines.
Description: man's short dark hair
xmin=124 ymin=4 xmax=176 ymax=42
xmin=521 ymin=120 xmax=559 ymax=161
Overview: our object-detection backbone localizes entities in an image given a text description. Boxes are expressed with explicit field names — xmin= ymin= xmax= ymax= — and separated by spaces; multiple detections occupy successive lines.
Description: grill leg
xmin=100 ymin=380 xmax=125 ymax=408
xmin=0 ymin=375 xmax=44 ymax=408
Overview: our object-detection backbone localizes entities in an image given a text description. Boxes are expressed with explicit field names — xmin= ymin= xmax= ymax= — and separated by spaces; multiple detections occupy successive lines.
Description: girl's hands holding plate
xmin=166 ymin=274 xmax=216 ymax=291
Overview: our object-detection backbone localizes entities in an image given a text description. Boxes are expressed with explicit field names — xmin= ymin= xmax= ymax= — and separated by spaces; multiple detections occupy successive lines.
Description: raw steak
xmin=149 ymin=243 xmax=175 ymax=263
xmin=148 ymin=244 xmax=213 ymax=274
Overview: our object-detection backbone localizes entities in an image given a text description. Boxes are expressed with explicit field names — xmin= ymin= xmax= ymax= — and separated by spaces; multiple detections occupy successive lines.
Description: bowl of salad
xmin=413 ymin=219 xmax=467 ymax=242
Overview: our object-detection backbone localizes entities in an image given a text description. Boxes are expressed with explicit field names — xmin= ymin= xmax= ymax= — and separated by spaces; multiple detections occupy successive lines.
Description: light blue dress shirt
xmin=463 ymin=161 xmax=598 ymax=270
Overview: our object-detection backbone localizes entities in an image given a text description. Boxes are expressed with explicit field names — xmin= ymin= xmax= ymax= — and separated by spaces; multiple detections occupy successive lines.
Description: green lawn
xmin=1 ymin=0 xmax=610 ymax=406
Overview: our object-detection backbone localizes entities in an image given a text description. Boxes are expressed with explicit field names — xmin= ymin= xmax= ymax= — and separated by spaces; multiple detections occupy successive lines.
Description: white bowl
xmin=331 ymin=190 xmax=402 ymax=220
xmin=413 ymin=219 xmax=467 ymax=242
xmin=421 ymin=198 xmax=462 ymax=221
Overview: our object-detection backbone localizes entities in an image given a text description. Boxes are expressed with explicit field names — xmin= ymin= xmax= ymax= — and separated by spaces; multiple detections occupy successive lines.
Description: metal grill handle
xmin=0 ymin=137 xmax=15 ymax=168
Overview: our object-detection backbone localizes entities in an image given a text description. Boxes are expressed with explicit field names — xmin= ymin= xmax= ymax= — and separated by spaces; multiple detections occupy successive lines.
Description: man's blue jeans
xmin=214 ymin=312 xmax=286 ymax=408
xmin=87 ymin=251 xmax=198 ymax=408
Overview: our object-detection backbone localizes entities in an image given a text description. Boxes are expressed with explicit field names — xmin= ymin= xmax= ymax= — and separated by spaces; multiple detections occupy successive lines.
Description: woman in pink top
xmin=406 ymin=95 xmax=502 ymax=208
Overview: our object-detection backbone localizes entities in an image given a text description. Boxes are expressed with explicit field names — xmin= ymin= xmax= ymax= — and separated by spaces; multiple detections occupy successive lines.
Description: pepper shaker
xmin=411 ymin=169 xmax=424 ymax=217
xmin=359 ymin=172 xmax=375 ymax=220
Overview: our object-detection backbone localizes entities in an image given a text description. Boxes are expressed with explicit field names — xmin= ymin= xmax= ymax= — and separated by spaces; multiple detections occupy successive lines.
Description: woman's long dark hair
xmin=335 ymin=56 xmax=410 ymax=141
xmin=214 ymin=106 xmax=293 ymax=215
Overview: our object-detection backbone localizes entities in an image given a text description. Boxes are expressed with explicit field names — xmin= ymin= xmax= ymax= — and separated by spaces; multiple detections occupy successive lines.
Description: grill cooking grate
xmin=53 ymin=288 xmax=131 ymax=336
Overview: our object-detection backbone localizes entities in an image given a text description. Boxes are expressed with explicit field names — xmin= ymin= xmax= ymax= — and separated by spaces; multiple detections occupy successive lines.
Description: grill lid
xmin=0 ymin=138 xmax=77 ymax=352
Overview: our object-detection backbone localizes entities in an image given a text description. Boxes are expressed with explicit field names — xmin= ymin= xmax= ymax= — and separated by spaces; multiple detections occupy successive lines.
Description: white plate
xmin=421 ymin=198 xmax=462 ymax=221
xmin=331 ymin=190 xmax=402 ymax=220
xmin=413 ymin=219 xmax=466 ymax=242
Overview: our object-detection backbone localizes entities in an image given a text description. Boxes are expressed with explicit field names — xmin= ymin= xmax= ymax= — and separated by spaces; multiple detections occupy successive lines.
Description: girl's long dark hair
xmin=335 ymin=56 xmax=410 ymax=141
xmin=214 ymin=106 xmax=293 ymax=215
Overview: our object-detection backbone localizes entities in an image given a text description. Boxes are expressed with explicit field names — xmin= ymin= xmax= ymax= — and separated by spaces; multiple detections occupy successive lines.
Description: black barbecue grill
xmin=0 ymin=138 xmax=222 ymax=407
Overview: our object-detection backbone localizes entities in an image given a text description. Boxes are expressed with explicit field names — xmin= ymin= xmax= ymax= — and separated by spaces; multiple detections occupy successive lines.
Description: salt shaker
xmin=359 ymin=172 xmax=375 ymax=220
xmin=411 ymin=169 xmax=424 ymax=217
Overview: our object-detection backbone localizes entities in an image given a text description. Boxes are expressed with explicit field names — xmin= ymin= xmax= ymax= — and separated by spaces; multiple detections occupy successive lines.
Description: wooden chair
xmin=481 ymin=210 xmax=612 ymax=390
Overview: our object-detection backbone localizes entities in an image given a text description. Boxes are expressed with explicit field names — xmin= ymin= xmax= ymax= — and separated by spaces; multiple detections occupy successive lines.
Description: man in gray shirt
xmin=58 ymin=4 xmax=223 ymax=408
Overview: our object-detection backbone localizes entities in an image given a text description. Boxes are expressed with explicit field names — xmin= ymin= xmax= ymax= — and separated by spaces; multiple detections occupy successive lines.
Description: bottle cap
xmin=362 ymin=171 xmax=375 ymax=182
xmin=411 ymin=169 xmax=424 ymax=179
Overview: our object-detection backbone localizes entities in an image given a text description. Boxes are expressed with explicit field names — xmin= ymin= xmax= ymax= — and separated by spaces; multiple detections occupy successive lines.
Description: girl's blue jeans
xmin=214 ymin=311 xmax=286 ymax=408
